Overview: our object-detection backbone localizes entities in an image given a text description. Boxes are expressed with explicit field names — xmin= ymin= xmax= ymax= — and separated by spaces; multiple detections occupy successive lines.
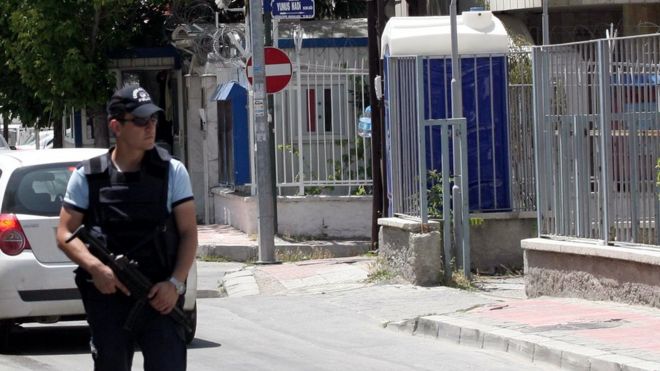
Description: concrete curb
xmin=198 ymin=241 xmax=371 ymax=262
xmin=198 ymin=244 xmax=257 ymax=262
xmin=221 ymin=268 xmax=260 ymax=297
xmin=386 ymin=315 xmax=659 ymax=371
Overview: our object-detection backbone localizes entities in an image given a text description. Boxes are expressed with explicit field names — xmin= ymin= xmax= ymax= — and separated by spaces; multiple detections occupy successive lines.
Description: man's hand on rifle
xmin=90 ymin=262 xmax=131 ymax=296
xmin=148 ymin=281 xmax=179 ymax=315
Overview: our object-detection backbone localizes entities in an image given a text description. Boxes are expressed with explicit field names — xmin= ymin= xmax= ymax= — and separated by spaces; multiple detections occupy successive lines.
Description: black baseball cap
xmin=107 ymin=84 xmax=163 ymax=119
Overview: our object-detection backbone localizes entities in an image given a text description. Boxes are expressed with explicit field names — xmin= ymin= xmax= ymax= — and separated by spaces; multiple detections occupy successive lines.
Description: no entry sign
xmin=246 ymin=47 xmax=292 ymax=94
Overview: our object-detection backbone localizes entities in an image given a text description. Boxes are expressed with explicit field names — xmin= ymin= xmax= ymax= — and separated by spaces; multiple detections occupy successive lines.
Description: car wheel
xmin=0 ymin=321 xmax=11 ymax=353
xmin=184 ymin=304 xmax=197 ymax=344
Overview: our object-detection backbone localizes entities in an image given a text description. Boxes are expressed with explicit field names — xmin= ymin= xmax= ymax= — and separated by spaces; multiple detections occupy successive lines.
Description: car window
xmin=2 ymin=162 xmax=77 ymax=216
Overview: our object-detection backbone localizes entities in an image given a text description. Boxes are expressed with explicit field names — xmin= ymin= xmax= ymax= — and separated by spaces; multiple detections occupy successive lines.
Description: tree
xmin=315 ymin=0 xmax=367 ymax=19
xmin=0 ymin=2 xmax=47 ymax=141
xmin=0 ymin=0 xmax=169 ymax=148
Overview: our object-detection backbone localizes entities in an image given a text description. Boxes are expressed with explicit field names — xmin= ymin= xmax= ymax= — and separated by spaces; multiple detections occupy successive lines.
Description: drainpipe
xmin=294 ymin=25 xmax=305 ymax=196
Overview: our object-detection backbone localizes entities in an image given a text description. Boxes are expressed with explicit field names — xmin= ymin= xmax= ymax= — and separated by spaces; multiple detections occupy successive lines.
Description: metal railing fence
xmin=231 ymin=49 xmax=537 ymax=208
xmin=508 ymin=50 xmax=536 ymax=212
xmin=384 ymin=55 xmax=471 ymax=276
xmin=385 ymin=56 xmax=420 ymax=219
xmin=270 ymin=59 xmax=372 ymax=195
xmin=387 ymin=52 xmax=523 ymax=219
xmin=533 ymin=34 xmax=660 ymax=246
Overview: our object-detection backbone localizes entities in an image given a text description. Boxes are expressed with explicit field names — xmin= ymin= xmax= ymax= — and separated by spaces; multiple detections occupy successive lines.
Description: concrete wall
xmin=213 ymin=190 xmax=536 ymax=271
xmin=470 ymin=212 xmax=537 ymax=273
xmin=203 ymin=75 xmax=219 ymax=217
xmin=523 ymin=238 xmax=660 ymax=308
xmin=185 ymin=75 xmax=206 ymax=223
xmin=212 ymin=190 xmax=258 ymax=235
xmin=212 ymin=191 xmax=372 ymax=239
xmin=185 ymin=74 xmax=220 ymax=224
xmin=378 ymin=218 xmax=443 ymax=286
xmin=376 ymin=213 xmax=537 ymax=284
xmin=276 ymin=195 xmax=371 ymax=239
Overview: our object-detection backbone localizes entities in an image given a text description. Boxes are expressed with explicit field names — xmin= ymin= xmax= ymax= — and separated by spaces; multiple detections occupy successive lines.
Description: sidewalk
xmin=388 ymin=298 xmax=660 ymax=371
xmin=199 ymin=225 xmax=660 ymax=371
xmin=197 ymin=224 xmax=371 ymax=262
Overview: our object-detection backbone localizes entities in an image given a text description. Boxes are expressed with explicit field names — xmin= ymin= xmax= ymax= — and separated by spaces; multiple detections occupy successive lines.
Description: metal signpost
xmin=271 ymin=0 xmax=315 ymax=19
xmin=450 ymin=0 xmax=470 ymax=279
xmin=249 ymin=0 xmax=309 ymax=263
xmin=249 ymin=0 xmax=276 ymax=263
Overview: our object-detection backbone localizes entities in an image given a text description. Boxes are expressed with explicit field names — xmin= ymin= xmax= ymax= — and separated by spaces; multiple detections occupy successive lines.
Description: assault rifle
xmin=66 ymin=225 xmax=192 ymax=333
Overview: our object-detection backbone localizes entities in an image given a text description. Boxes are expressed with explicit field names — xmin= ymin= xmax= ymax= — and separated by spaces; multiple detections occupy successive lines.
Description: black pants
xmin=76 ymin=275 xmax=186 ymax=371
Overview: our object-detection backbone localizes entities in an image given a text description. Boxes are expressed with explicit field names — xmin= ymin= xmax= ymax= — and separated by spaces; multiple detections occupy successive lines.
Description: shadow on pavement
xmin=1 ymin=324 xmax=221 ymax=355
xmin=187 ymin=337 xmax=221 ymax=349
xmin=1 ymin=324 xmax=90 ymax=355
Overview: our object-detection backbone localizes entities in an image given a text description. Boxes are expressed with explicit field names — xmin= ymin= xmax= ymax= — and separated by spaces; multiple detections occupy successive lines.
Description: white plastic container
xmin=381 ymin=10 xmax=509 ymax=57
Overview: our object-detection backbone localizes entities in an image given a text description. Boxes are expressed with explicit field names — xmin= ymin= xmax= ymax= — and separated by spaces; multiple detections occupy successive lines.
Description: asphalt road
xmin=0 ymin=296 xmax=554 ymax=371
xmin=0 ymin=262 xmax=556 ymax=370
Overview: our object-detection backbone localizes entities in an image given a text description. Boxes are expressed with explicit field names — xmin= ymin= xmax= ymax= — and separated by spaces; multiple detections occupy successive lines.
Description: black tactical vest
xmin=82 ymin=146 xmax=179 ymax=282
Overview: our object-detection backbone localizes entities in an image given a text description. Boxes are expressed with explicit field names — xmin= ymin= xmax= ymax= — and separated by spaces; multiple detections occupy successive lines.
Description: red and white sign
xmin=246 ymin=47 xmax=293 ymax=94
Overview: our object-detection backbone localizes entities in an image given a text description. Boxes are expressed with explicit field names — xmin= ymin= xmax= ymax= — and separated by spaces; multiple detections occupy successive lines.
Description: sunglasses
xmin=121 ymin=114 xmax=158 ymax=127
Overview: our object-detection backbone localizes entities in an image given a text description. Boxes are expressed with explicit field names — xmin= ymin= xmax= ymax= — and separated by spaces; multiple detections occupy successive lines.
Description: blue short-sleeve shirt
xmin=63 ymin=154 xmax=194 ymax=213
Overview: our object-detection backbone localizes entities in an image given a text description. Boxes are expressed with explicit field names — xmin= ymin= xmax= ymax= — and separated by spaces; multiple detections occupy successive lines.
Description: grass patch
xmin=276 ymin=233 xmax=337 ymax=243
xmin=475 ymin=264 xmax=523 ymax=276
xmin=366 ymin=256 xmax=397 ymax=283
xmin=440 ymin=258 xmax=476 ymax=290
xmin=445 ymin=270 xmax=475 ymax=290
xmin=275 ymin=247 xmax=334 ymax=262
xmin=198 ymin=255 xmax=230 ymax=262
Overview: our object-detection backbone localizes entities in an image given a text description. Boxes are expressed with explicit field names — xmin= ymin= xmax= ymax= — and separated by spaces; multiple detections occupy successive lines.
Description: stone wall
xmin=523 ymin=238 xmax=660 ymax=308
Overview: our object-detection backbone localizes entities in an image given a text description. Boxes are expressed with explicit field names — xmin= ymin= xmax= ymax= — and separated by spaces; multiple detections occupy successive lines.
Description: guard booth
xmin=382 ymin=10 xmax=512 ymax=216
xmin=212 ymin=81 xmax=251 ymax=186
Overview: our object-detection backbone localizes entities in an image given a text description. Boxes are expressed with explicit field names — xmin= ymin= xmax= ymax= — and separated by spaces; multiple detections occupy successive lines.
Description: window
xmin=2 ymin=163 xmax=76 ymax=216
xmin=304 ymin=86 xmax=345 ymax=134
xmin=64 ymin=107 xmax=75 ymax=140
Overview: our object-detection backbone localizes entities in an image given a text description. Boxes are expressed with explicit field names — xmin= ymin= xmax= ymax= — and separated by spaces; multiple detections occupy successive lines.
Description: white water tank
xmin=381 ymin=10 xmax=509 ymax=57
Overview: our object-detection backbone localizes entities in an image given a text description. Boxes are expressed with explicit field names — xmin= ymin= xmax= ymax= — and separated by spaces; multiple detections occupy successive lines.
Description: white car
xmin=0 ymin=148 xmax=198 ymax=351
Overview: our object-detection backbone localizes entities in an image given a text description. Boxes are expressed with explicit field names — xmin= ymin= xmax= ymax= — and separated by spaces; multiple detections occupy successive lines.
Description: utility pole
xmin=367 ymin=0 xmax=384 ymax=251
xmin=377 ymin=0 xmax=387 ymax=218
xmin=249 ymin=0 xmax=277 ymax=263
xmin=264 ymin=4 xmax=279 ymax=237
xmin=542 ymin=0 xmax=549 ymax=44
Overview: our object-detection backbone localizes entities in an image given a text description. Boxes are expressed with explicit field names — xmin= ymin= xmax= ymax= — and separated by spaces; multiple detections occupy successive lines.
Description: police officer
xmin=56 ymin=84 xmax=198 ymax=371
